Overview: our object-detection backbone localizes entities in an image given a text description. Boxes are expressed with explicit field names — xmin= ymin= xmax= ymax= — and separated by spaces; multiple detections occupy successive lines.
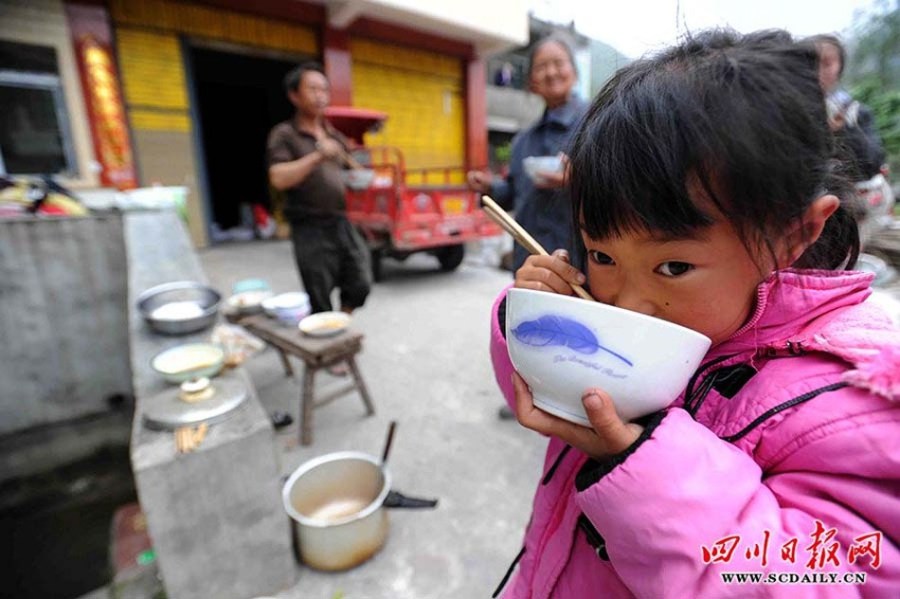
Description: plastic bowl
xmin=151 ymin=343 xmax=226 ymax=384
xmin=232 ymin=278 xmax=271 ymax=294
xmin=505 ymin=288 xmax=711 ymax=425
xmin=523 ymin=156 xmax=563 ymax=184
xmin=341 ymin=169 xmax=376 ymax=190
xmin=137 ymin=281 xmax=221 ymax=335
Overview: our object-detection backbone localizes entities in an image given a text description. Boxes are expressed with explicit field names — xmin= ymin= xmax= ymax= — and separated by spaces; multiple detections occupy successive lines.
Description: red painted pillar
xmin=323 ymin=27 xmax=352 ymax=106
xmin=466 ymin=57 xmax=488 ymax=170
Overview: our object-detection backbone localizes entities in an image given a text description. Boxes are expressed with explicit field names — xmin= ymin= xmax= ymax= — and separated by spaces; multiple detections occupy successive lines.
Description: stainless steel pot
xmin=283 ymin=452 xmax=390 ymax=571
xmin=282 ymin=451 xmax=437 ymax=571
xmin=137 ymin=281 xmax=221 ymax=335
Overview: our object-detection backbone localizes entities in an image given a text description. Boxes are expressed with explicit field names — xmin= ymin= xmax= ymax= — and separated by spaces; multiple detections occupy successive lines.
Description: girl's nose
xmin=610 ymin=282 xmax=656 ymax=317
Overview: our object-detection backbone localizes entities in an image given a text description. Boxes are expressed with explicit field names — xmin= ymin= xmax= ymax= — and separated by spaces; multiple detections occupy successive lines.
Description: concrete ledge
xmin=125 ymin=211 xmax=294 ymax=599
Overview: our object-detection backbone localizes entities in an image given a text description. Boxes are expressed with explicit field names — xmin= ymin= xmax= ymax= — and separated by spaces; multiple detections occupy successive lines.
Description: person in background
xmin=810 ymin=34 xmax=886 ymax=181
xmin=267 ymin=62 xmax=371 ymax=319
xmin=811 ymin=33 xmax=892 ymax=246
xmin=489 ymin=30 xmax=900 ymax=597
xmin=494 ymin=61 xmax=514 ymax=87
xmin=468 ymin=34 xmax=588 ymax=275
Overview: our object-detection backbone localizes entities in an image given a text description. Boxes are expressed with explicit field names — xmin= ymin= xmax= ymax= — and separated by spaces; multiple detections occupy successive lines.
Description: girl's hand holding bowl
xmin=511 ymin=256 xmax=643 ymax=459
xmin=513 ymin=372 xmax=643 ymax=459
xmin=505 ymin=267 xmax=711 ymax=453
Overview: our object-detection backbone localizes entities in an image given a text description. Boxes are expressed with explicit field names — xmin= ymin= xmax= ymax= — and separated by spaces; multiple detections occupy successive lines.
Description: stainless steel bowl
xmin=137 ymin=281 xmax=221 ymax=335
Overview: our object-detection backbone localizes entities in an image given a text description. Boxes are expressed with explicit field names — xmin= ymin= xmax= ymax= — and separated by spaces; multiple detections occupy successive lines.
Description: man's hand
xmin=316 ymin=138 xmax=343 ymax=160
xmin=533 ymin=153 xmax=569 ymax=189
xmin=466 ymin=170 xmax=493 ymax=193
xmin=512 ymin=372 xmax=643 ymax=460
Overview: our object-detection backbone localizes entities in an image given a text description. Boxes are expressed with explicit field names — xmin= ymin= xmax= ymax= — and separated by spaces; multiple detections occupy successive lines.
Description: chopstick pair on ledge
xmin=479 ymin=195 xmax=594 ymax=302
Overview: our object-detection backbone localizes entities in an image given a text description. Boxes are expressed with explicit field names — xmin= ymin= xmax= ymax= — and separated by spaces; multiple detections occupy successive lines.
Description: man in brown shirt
xmin=267 ymin=62 xmax=370 ymax=316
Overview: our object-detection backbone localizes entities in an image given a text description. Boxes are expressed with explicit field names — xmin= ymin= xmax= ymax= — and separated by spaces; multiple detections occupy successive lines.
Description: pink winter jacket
xmin=489 ymin=269 xmax=900 ymax=598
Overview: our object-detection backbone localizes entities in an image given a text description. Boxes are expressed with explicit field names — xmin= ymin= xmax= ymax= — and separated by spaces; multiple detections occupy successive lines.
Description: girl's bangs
xmin=569 ymin=79 xmax=717 ymax=241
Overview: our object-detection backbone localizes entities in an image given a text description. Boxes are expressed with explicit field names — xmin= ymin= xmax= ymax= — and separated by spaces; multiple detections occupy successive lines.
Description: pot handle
xmin=383 ymin=490 xmax=438 ymax=509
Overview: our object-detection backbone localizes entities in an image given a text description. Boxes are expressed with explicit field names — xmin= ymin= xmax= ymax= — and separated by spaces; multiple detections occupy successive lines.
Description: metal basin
xmin=137 ymin=281 xmax=221 ymax=335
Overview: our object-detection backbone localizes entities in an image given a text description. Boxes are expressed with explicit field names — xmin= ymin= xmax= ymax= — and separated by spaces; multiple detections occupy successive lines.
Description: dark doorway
xmin=189 ymin=45 xmax=302 ymax=233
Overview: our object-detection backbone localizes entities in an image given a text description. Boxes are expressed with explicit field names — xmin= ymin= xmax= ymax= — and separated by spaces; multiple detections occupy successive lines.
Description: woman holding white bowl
xmin=467 ymin=34 xmax=588 ymax=274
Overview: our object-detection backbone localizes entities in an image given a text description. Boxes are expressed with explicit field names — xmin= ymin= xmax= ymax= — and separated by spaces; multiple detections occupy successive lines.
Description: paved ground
xmin=198 ymin=237 xmax=543 ymax=599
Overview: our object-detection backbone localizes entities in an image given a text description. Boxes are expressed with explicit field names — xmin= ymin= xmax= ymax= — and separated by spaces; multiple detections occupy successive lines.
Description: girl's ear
xmin=778 ymin=194 xmax=840 ymax=268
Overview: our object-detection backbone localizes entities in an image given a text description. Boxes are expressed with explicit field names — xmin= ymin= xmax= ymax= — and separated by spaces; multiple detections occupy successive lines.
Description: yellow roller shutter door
xmin=116 ymin=28 xmax=190 ymax=131
xmin=111 ymin=0 xmax=318 ymax=132
xmin=109 ymin=0 xmax=317 ymax=56
xmin=351 ymin=39 xmax=465 ymax=184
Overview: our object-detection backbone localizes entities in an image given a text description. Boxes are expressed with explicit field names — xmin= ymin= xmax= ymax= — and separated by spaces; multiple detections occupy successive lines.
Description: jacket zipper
xmin=492 ymin=546 xmax=526 ymax=598
xmin=542 ymin=445 xmax=572 ymax=485
xmin=721 ymin=382 xmax=848 ymax=443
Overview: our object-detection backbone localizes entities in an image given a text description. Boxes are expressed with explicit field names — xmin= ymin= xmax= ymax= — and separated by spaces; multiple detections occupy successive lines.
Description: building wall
xmin=0 ymin=0 xmax=99 ymax=188
xmin=0 ymin=214 xmax=131 ymax=435
xmin=109 ymin=0 xmax=319 ymax=246
xmin=114 ymin=27 xmax=207 ymax=243
xmin=102 ymin=0 xmax=502 ymax=244
xmin=363 ymin=0 xmax=529 ymax=54
xmin=350 ymin=38 xmax=465 ymax=183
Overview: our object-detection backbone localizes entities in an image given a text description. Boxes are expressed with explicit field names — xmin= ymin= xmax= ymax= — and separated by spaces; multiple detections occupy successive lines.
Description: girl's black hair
xmin=568 ymin=29 xmax=859 ymax=271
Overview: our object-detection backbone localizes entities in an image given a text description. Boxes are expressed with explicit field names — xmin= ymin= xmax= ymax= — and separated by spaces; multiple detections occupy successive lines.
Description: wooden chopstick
xmin=480 ymin=195 xmax=595 ymax=301
xmin=174 ymin=422 xmax=209 ymax=453
xmin=317 ymin=138 xmax=365 ymax=170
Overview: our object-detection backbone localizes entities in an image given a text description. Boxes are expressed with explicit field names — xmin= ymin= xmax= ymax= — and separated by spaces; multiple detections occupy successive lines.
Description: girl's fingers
xmin=513 ymin=372 xmax=564 ymax=432
xmin=513 ymin=374 xmax=618 ymax=457
xmin=512 ymin=372 xmax=544 ymax=424
xmin=548 ymin=250 xmax=586 ymax=284
xmin=515 ymin=254 xmax=586 ymax=295
xmin=582 ymin=390 xmax=643 ymax=455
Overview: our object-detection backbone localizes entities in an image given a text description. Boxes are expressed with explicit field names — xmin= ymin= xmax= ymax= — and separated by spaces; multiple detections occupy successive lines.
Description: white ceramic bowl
xmin=226 ymin=290 xmax=273 ymax=315
xmin=523 ymin=155 xmax=563 ymax=184
xmin=262 ymin=291 xmax=312 ymax=325
xmin=150 ymin=343 xmax=225 ymax=384
xmin=341 ymin=169 xmax=376 ymax=190
xmin=506 ymin=288 xmax=712 ymax=425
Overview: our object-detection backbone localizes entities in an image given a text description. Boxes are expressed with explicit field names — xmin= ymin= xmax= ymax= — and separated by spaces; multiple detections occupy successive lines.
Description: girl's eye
xmin=656 ymin=261 xmax=694 ymax=277
xmin=588 ymin=250 xmax=615 ymax=265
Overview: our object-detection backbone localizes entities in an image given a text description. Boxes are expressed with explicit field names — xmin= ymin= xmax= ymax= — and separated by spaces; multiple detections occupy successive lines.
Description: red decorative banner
xmin=76 ymin=34 xmax=137 ymax=189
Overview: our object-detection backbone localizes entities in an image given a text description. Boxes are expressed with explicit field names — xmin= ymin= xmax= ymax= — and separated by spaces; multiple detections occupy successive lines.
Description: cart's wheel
xmin=370 ymin=247 xmax=384 ymax=282
xmin=436 ymin=244 xmax=465 ymax=271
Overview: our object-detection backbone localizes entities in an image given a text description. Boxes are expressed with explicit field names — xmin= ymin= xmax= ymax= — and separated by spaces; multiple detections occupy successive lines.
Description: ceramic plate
xmin=298 ymin=311 xmax=351 ymax=337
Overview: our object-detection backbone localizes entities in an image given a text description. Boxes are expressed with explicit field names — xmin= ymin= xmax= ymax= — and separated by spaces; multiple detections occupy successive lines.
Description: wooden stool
xmin=233 ymin=314 xmax=375 ymax=445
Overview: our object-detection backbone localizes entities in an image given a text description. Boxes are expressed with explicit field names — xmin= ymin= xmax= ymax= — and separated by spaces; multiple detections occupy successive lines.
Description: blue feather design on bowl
xmin=512 ymin=314 xmax=633 ymax=366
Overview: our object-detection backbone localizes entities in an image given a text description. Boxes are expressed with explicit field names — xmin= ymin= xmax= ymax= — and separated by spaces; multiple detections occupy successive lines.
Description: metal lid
xmin=142 ymin=373 xmax=248 ymax=430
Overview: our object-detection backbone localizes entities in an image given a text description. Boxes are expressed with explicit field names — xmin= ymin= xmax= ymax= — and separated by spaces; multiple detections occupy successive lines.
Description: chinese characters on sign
xmin=701 ymin=522 xmax=883 ymax=571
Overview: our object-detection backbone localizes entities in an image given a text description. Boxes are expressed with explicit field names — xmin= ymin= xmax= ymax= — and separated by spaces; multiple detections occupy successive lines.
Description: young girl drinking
xmin=489 ymin=30 xmax=900 ymax=598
